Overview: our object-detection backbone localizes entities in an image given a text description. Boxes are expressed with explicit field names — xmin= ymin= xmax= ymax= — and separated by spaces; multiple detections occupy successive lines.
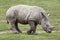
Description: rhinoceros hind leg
xmin=10 ymin=23 xmax=19 ymax=34
xmin=27 ymin=20 xmax=37 ymax=35
xmin=10 ymin=21 xmax=22 ymax=34
xmin=15 ymin=21 xmax=22 ymax=33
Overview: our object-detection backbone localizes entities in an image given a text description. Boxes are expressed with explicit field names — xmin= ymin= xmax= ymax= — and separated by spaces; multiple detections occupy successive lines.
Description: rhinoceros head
xmin=40 ymin=12 xmax=53 ymax=33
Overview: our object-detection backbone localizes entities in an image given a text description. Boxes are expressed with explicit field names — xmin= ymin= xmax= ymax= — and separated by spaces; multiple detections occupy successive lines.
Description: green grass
xmin=0 ymin=22 xmax=42 ymax=31
xmin=0 ymin=0 xmax=60 ymax=40
xmin=0 ymin=32 xmax=60 ymax=40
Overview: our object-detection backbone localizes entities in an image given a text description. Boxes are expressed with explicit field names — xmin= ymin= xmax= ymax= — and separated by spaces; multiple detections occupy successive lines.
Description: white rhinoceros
xmin=6 ymin=5 xmax=53 ymax=34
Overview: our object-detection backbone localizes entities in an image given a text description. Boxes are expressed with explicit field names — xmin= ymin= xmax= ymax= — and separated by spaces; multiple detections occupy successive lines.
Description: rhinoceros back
xmin=6 ymin=5 xmax=45 ymax=24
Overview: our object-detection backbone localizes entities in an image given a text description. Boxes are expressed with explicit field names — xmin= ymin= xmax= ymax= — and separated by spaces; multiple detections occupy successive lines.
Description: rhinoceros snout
xmin=43 ymin=25 xmax=54 ymax=33
xmin=46 ymin=30 xmax=52 ymax=33
xmin=46 ymin=26 xmax=54 ymax=33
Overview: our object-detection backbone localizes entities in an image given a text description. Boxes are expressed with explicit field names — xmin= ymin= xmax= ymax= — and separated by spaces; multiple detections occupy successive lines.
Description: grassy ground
xmin=0 ymin=32 xmax=60 ymax=40
xmin=0 ymin=0 xmax=60 ymax=40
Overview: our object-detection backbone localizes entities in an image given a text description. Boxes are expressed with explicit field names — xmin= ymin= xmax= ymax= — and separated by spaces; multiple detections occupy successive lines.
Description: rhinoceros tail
xmin=7 ymin=20 xmax=9 ymax=24
xmin=6 ymin=18 xmax=9 ymax=24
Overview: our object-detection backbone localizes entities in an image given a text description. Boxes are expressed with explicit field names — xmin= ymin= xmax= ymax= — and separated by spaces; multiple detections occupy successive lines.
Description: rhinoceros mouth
xmin=43 ymin=27 xmax=52 ymax=33
xmin=46 ymin=30 xmax=52 ymax=33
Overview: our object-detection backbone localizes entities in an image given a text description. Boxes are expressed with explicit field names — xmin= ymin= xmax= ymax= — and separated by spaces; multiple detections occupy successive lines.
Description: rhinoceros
xmin=6 ymin=5 xmax=53 ymax=34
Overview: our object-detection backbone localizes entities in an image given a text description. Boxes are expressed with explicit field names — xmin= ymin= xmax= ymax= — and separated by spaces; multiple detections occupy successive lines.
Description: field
xmin=0 ymin=0 xmax=60 ymax=40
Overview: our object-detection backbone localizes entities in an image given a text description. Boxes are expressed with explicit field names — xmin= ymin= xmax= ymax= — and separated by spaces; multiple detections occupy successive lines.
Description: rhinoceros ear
xmin=47 ymin=14 xmax=50 ymax=17
xmin=41 ymin=12 xmax=46 ymax=18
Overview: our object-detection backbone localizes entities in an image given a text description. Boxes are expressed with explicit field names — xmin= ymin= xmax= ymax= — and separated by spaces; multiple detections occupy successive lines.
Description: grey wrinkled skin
xmin=6 ymin=5 xmax=53 ymax=34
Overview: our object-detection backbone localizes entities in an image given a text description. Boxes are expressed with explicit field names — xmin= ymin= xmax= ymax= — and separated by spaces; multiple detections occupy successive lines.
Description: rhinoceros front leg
xmin=27 ymin=20 xmax=37 ymax=35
